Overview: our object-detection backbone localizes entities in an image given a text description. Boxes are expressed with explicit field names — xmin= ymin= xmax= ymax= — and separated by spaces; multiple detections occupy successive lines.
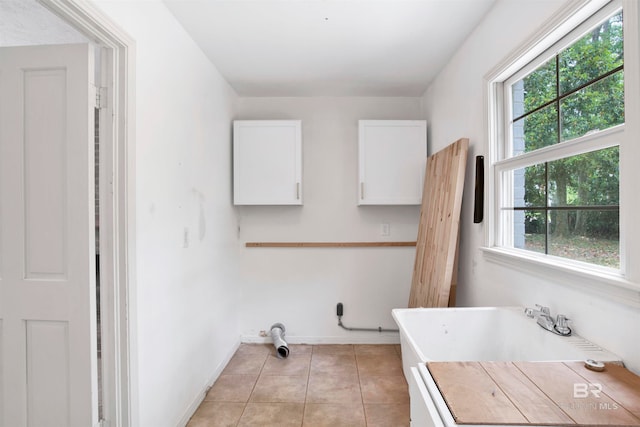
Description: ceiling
xmin=164 ymin=0 xmax=496 ymax=97
xmin=0 ymin=0 xmax=88 ymax=47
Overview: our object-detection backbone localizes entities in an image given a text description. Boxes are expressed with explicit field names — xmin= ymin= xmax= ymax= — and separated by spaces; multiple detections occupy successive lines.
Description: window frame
xmin=483 ymin=0 xmax=640 ymax=296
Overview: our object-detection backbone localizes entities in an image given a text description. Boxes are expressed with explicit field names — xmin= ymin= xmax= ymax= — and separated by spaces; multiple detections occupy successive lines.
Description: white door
xmin=0 ymin=43 xmax=98 ymax=427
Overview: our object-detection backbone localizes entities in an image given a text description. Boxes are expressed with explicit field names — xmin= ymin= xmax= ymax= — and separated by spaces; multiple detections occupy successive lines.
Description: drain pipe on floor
xmin=270 ymin=323 xmax=290 ymax=358
xmin=336 ymin=302 xmax=399 ymax=333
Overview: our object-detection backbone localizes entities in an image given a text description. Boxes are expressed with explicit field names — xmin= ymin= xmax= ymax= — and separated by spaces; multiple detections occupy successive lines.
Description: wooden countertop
xmin=427 ymin=361 xmax=640 ymax=426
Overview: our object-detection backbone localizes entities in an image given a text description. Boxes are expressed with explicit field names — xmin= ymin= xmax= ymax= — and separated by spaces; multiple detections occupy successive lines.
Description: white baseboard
xmin=176 ymin=338 xmax=241 ymax=427
xmin=240 ymin=333 xmax=400 ymax=345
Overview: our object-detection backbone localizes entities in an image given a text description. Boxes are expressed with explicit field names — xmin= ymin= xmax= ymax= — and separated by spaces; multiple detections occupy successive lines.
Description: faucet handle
xmin=554 ymin=314 xmax=572 ymax=336
xmin=535 ymin=304 xmax=550 ymax=315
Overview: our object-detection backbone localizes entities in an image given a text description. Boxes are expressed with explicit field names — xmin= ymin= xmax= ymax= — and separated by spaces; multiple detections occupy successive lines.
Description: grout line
xmin=301 ymin=346 xmax=311 ymax=427
xmin=201 ymin=344 xmax=408 ymax=427
xmin=234 ymin=347 xmax=269 ymax=426
xmin=354 ymin=345 xmax=368 ymax=426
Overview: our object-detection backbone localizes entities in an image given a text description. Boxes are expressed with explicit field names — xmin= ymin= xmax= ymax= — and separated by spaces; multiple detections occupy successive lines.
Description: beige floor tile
xmin=360 ymin=376 xmax=409 ymax=404
xmin=235 ymin=344 xmax=272 ymax=357
xmin=310 ymin=353 xmax=358 ymax=376
xmin=354 ymin=344 xmax=398 ymax=357
xmin=238 ymin=402 xmax=304 ymax=427
xmin=261 ymin=353 xmax=311 ymax=376
xmin=306 ymin=374 xmax=362 ymax=404
xmin=191 ymin=344 xmax=411 ymax=426
xmin=356 ymin=354 xmax=403 ymax=377
xmin=187 ymin=402 xmax=245 ymax=427
xmin=250 ymin=375 xmax=308 ymax=403
xmin=364 ymin=403 xmax=410 ymax=427
xmin=312 ymin=344 xmax=355 ymax=355
xmin=285 ymin=344 xmax=313 ymax=355
xmin=204 ymin=375 xmax=256 ymax=402
xmin=186 ymin=419 xmax=214 ymax=427
xmin=222 ymin=354 xmax=267 ymax=376
xmin=303 ymin=403 xmax=366 ymax=427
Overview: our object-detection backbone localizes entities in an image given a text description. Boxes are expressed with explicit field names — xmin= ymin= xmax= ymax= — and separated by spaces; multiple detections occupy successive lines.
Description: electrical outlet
xmin=381 ymin=223 xmax=390 ymax=236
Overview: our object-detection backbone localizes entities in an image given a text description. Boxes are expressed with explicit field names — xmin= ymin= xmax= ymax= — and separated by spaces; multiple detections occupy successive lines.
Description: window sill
xmin=481 ymin=246 xmax=640 ymax=307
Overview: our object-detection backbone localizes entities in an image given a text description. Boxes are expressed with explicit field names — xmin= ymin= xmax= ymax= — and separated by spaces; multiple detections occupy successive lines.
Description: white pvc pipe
xmin=270 ymin=323 xmax=289 ymax=358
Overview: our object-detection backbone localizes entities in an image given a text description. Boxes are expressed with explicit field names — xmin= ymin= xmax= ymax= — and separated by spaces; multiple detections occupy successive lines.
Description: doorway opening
xmin=1 ymin=0 xmax=105 ymax=420
xmin=1 ymin=0 xmax=134 ymax=425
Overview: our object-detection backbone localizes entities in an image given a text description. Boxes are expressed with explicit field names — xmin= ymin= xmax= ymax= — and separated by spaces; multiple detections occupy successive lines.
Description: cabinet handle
xmin=296 ymin=182 xmax=300 ymax=200
xmin=360 ymin=182 xmax=364 ymax=200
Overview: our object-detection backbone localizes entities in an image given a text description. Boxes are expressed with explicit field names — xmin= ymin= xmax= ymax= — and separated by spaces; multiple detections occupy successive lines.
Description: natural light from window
xmin=499 ymin=8 xmax=623 ymax=269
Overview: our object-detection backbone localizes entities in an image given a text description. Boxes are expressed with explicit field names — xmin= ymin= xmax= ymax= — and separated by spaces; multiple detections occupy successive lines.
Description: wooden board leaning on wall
xmin=408 ymin=138 xmax=469 ymax=308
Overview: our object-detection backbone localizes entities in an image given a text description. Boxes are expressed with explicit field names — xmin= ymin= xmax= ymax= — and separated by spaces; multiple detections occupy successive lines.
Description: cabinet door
xmin=233 ymin=120 xmax=302 ymax=205
xmin=358 ymin=120 xmax=427 ymax=205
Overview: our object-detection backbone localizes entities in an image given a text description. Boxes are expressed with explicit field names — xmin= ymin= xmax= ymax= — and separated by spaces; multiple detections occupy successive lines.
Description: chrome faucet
xmin=554 ymin=314 xmax=572 ymax=335
xmin=524 ymin=305 xmax=572 ymax=336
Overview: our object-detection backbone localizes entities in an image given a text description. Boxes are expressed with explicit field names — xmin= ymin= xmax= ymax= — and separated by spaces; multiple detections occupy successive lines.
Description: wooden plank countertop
xmin=427 ymin=361 xmax=640 ymax=426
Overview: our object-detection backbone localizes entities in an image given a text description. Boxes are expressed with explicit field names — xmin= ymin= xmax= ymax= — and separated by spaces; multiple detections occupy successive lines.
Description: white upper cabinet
xmin=358 ymin=120 xmax=427 ymax=205
xmin=233 ymin=120 xmax=302 ymax=205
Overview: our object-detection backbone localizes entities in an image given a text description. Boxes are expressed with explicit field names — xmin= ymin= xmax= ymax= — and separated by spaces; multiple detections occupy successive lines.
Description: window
xmin=494 ymin=3 xmax=624 ymax=271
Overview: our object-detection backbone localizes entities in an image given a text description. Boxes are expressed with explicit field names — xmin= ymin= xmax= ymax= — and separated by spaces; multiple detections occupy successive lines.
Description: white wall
xmin=91 ymin=2 xmax=240 ymax=426
xmin=236 ymin=97 xmax=423 ymax=343
xmin=423 ymin=0 xmax=640 ymax=373
xmin=77 ymin=0 xmax=640 ymax=424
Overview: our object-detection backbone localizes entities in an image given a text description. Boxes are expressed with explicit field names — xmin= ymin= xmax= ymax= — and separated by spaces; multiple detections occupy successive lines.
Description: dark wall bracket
xmin=473 ymin=155 xmax=484 ymax=224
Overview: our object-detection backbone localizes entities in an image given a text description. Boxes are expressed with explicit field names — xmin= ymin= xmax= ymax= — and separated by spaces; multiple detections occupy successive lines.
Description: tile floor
xmin=187 ymin=343 xmax=410 ymax=427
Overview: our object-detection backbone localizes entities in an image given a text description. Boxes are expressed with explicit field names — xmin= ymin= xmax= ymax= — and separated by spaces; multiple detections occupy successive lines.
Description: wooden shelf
xmin=245 ymin=241 xmax=416 ymax=248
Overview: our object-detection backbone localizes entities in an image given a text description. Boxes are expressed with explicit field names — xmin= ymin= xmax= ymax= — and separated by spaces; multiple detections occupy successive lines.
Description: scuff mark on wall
xmin=199 ymin=203 xmax=206 ymax=242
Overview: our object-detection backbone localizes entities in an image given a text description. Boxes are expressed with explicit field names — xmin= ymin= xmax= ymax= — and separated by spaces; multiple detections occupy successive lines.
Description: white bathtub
xmin=391 ymin=307 xmax=622 ymax=427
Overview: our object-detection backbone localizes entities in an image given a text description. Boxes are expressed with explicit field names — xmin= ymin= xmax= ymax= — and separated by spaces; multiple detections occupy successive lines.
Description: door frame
xmin=38 ymin=1 xmax=136 ymax=426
